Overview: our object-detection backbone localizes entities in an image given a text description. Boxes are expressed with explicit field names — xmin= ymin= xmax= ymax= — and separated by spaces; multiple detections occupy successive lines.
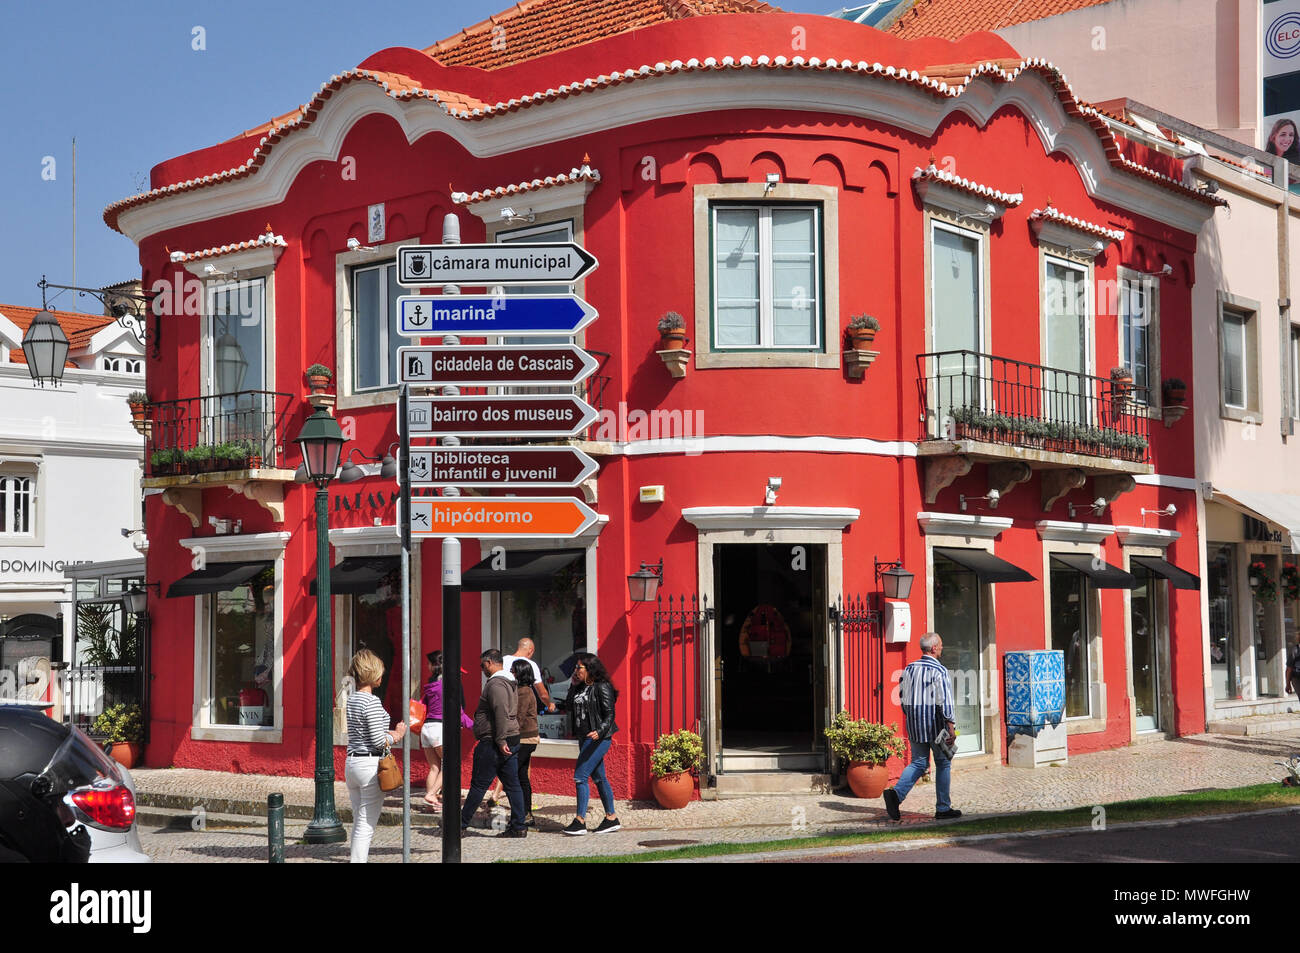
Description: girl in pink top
xmin=420 ymin=650 xmax=473 ymax=810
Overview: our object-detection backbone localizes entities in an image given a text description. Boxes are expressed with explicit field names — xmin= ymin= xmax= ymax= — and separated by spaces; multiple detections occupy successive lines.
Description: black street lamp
xmin=21 ymin=307 xmax=70 ymax=387
xmin=295 ymin=408 xmax=347 ymax=844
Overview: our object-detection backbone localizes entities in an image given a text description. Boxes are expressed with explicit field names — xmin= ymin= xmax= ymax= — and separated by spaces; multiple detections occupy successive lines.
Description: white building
xmin=0 ymin=303 xmax=145 ymax=714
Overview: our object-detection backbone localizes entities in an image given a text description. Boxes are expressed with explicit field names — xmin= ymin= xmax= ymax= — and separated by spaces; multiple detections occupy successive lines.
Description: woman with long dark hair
xmin=562 ymin=654 xmax=620 ymax=835
xmin=510 ymin=657 xmax=541 ymax=826
xmin=420 ymin=650 xmax=472 ymax=811
xmin=1267 ymin=118 xmax=1300 ymax=162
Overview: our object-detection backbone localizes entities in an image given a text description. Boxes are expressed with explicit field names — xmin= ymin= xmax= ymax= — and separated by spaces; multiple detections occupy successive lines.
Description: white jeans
xmin=345 ymin=755 xmax=385 ymax=863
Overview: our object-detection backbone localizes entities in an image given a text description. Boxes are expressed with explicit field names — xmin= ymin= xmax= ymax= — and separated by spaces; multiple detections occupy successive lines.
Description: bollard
xmin=268 ymin=793 xmax=284 ymax=863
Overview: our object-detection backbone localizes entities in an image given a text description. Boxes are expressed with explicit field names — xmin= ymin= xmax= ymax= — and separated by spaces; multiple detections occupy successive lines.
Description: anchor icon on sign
xmin=409 ymin=304 xmax=429 ymax=327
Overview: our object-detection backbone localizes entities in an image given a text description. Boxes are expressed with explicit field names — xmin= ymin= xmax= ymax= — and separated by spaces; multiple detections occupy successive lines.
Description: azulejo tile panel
xmin=1004 ymin=649 xmax=1065 ymax=736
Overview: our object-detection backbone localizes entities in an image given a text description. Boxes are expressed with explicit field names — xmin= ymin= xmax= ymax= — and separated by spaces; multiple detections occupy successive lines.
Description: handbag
xmin=408 ymin=699 xmax=427 ymax=734
xmin=376 ymin=748 xmax=402 ymax=792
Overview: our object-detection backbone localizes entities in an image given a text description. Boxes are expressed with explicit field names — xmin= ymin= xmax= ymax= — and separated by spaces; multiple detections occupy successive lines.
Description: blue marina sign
xmin=396 ymin=294 xmax=598 ymax=338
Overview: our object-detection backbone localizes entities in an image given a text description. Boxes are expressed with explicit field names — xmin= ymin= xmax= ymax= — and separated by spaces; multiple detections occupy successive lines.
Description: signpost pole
xmin=439 ymin=212 xmax=463 ymax=865
xmin=399 ymin=383 xmax=411 ymax=864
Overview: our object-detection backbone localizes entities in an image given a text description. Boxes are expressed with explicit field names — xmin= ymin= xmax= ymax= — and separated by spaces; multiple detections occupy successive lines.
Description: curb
xmin=660 ymin=804 xmax=1300 ymax=863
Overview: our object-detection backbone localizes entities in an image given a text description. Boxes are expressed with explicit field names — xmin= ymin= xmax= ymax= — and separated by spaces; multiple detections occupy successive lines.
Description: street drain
xmin=637 ymin=838 xmax=698 ymax=848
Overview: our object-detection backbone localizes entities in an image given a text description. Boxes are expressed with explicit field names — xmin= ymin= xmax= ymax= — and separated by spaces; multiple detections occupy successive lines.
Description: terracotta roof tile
xmin=169 ymin=231 xmax=287 ymax=264
xmin=1 ymin=304 xmax=115 ymax=355
xmin=1030 ymin=203 xmax=1126 ymax=242
xmin=892 ymin=0 xmax=1116 ymax=41
xmin=452 ymin=160 xmax=601 ymax=204
xmin=425 ymin=0 xmax=780 ymax=71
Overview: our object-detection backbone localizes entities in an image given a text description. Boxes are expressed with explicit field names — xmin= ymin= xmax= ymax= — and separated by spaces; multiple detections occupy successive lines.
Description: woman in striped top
xmin=345 ymin=649 xmax=406 ymax=863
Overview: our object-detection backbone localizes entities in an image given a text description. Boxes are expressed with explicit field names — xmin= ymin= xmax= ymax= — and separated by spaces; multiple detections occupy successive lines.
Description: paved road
xmin=787 ymin=812 xmax=1300 ymax=863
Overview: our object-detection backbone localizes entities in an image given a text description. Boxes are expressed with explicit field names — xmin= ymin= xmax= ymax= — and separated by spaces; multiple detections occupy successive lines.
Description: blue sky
xmin=0 ymin=0 xmax=840 ymax=310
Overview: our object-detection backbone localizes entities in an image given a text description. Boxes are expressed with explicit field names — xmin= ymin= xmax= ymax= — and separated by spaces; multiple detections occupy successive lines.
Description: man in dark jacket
xmin=459 ymin=649 xmax=527 ymax=837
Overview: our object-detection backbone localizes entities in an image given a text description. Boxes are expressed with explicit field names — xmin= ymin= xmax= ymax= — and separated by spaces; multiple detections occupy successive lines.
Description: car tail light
xmin=71 ymin=784 xmax=136 ymax=830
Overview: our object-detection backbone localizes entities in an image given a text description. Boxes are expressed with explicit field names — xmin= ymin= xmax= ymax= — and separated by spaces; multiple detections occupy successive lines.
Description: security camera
xmin=1163 ymin=503 xmax=1177 ymax=516
xmin=764 ymin=172 xmax=780 ymax=193
xmin=347 ymin=237 xmax=361 ymax=251
xmin=1092 ymin=497 xmax=1108 ymax=515
xmin=764 ymin=476 xmax=782 ymax=506
xmin=987 ymin=488 xmax=1001 ymax=508
xmin=1160 ymin=263 xmax=1173 ymax=277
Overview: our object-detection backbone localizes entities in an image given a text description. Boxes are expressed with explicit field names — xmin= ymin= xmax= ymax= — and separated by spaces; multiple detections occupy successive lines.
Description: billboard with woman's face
xmin=1264 ymin=0 xmax=1300 ymax=161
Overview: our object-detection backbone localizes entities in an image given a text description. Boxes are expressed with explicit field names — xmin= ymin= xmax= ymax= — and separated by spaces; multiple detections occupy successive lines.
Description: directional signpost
xmin=396 ymin=242 xmax=597 ymax=287
xmin=396 ymin=294 xmax=598 ymax=338
xmin=409 ymin=497 xmax=600 ymax=539
xmin=394 ymin=230 xmax=602 ymax=865
xmin=407 ymin=446 xmax=598 ymax=489
xmin=397 ymin=344 xmax=599 ymax=387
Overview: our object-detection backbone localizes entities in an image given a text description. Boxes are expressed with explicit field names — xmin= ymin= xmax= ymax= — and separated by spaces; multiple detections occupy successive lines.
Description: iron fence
xmin=146 ymin=389 xmax=294 ymax=476
xmin=831 ymin=595 xmax=884 ymax=723
xmin=917 ymin=350 xmax=1151 ymax=464
xmin=651 ymin=594 xmax=710 ymax=740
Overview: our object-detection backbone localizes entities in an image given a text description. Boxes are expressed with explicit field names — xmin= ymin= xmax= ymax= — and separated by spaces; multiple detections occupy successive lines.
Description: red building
xmin=109 ymin=1 xmax=1221 ymax=798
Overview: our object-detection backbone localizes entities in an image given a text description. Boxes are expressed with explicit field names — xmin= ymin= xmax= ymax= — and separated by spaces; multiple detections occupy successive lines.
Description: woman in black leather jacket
xmin=562 ymin=655 xmax=620 ymax=835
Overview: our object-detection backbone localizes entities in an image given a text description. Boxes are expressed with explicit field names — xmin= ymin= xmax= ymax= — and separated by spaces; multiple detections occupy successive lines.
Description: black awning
xmin=462 ymin=549 xmax=584 ymax=592
xmin=309 ymin=556 xmax=399 ymax=596
xmin=166 ymin=561 xmax=271 ymax=598
xmin=1130 ymin=555 xmax=1201 ymax=590
xmin=933 ymin=547 xmax=1036 ymax=583
xmin=1051 ymin=553 xmax=1139 ymax=589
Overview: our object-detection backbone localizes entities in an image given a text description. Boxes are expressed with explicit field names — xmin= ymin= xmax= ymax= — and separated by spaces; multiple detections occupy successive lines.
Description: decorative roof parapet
xmin=1029 ymin=205 xmax=1126 ymax=243
xmin=911 ymin=162 xmax=1023 ymax=221
xmin=451 ymin=162 xmax=601 ymax=205
xmin=168 ymin=231 xmax=288 ymax=264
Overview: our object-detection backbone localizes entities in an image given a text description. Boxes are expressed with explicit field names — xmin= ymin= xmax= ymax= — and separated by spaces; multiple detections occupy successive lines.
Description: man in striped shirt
xmin=883 ymin=632 xmax=962 ymax=821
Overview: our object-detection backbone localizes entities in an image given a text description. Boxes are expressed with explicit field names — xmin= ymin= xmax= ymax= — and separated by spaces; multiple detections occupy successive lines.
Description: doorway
xmin=1129 ymin=565 xmax=1162 ymax=732
xmin=713 ymin=543 xmax=827 ymax=770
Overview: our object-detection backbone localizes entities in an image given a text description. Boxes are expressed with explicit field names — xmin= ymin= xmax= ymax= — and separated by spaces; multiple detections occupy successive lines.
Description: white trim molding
xmin=179 ymin=235 xmax=286 ymax=277
xmin=180 ymin=531 xmax=291 ymax=562
xmin=329 ymin=524 xmax=400 ymax=559
xmin=917 ymin=512 xmax=1013 ymax=539
xmin=912 ymin=163 xmax=1022 ymax=223
xmin=1030 ymin=206 xmax=1125 ymax=259
xmin=589 ymin=435 xmax=919 ymax=458
xmin=1035 ymin=520 xmax=1116 ymax=545
xmin=1114 ymin=525 xmax=1180 ymax=549
xmin=682 ymin=506 xmax=860 ymax=531
xmin=453 ymin=165 xmax=600 ymax=223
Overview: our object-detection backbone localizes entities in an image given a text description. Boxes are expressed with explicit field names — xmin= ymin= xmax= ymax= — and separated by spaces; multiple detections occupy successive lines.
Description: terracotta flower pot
xmin=849 ymin=329 xmax=877 ymax=349
xmin=249 ymin=455 xmax=262 ymax=469
xmin=651 ymin=770 xmax=694 ymax=809
xmin=659 ymin=331 xmax=687 ymax=351
xmin=1165 ymin=387 xmax=1186 ymax=405
xmin=108 ymin=741 xmax=141 ymax=770
xmin=845 ymin=760 xmax=889 ymax=799
xmin=129 ymin=404 xmax=146 ymax=423
xmin=307 ymin=374 xmax=331 ymax=393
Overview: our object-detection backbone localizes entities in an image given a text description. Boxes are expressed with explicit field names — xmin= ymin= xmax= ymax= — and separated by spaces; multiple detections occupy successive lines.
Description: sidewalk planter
xmin=824 ymin=711 xmax=905 ymax=797
xmin=651 ymin=770 xmax=694 ymax=809
xmin=845 ymin=761 xmax=889 ymax=798
xmin=108 ymin=741 xmax=142 ymax=770
xmin=650 ymin=729 xmax=703 ymax=808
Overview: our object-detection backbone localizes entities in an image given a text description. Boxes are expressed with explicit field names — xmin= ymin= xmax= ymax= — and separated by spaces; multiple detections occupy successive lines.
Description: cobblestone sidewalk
xmin=133 ymin=727 xmax=1300 ymax=862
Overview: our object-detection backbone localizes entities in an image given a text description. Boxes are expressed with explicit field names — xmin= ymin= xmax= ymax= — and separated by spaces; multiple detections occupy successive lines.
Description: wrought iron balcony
xmin=916 ymin=351 xmax=1151 ymax=465
xmin=145 ymin=390 xmax=294 ymax=478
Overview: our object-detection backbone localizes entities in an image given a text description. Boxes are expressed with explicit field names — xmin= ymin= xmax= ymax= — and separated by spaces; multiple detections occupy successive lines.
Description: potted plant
xmin=126 ymin=391 xmax=148 ymax=423
xmin=240 ymin=439 xmax=263 ymax=469
xmin=657 ymin=312 xmax=688 ymax=350
xmin=184 ymin=445 xmax=214 ymax=474
xmin=1249 ymin=561 xmax=1278 ymax=603
xmin=90 ymin=703 xmax=144 ymax=769
xmin=305 ymin=363 xmax=333 ymax=393
xmin=1163 ymin=377 xmax=1187 ymax=405
xmin=846 ymin=314 xmax=880 ymax=349
xmin=1110 ymin=366 xmax=1134 ymax=407
xmin=1281 ymin=563 xmax=1300 ymax=602
xmin=650 ymin=729 xmax=703 ymax=809
xmin=149 ymin=448 xmax=180 ymax=476
xmin=824 ymin=710 xmax=906 ymax=799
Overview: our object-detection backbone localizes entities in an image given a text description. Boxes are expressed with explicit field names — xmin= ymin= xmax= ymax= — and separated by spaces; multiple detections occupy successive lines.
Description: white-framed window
xmin=1222 ymin=308 xmax=1248 ymax=410
xmin=206 ymin=277 xmax=268 ymax=395
xmin=206 ymin=568 xmax=276 ymax=727
xmin=710 ymin=204 xmax=821 ymax=351
xmin=351 ymin=261 xmax=402 ymax=392
xmin=1042 ymin=255 xmax=1094 ymax=425
xmin=1120 ymin=274 xmax=1158 ymax=403
xmin=0 ymin=473 xmax=33 ymax=536
xmin=1217 ymin=293 xmax=1260 ymax=421
xmin=930 ymin=219 xmax=986 ymax=423
xmin=1289 ymin=324 xmax=1299 ymax=419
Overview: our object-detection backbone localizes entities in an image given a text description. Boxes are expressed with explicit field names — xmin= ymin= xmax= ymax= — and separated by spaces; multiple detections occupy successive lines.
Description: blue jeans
xmin=573 ymin=736 xmax=615 ymax=819
xmin=460 ymin=738 xmax=526 ymax=831
xmin=891 ymin=738 xmax=953 ymax=813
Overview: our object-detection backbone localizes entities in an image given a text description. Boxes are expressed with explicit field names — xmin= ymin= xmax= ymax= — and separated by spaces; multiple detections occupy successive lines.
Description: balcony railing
xmin=917 ymin=350 xmax=1151 ymax=464
xmin=146 ymin=390 xmax=294 ymax=477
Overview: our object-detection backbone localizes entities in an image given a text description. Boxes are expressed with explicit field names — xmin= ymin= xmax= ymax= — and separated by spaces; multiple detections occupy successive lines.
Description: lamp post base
xmin=303 ymin=820 xmax=347 ymax=844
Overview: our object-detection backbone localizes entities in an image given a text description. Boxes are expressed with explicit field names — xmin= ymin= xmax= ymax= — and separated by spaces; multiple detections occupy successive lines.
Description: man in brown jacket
xmin=459 ymin=649 xmax=527 ymax=837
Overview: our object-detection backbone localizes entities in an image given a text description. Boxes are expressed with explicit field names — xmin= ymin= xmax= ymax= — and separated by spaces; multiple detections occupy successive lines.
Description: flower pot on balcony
xmin=307 ymin=374 xmax=331 ymax=393
xmin=849 ymin=328 xmax=877 ymax=349
xmin=659 ymin=330 xmax=688 ymax=351
xmin=249 ymin=454 xmax=263 ymax=469
xmin=129 ymin=403 xmax=146 ymax=423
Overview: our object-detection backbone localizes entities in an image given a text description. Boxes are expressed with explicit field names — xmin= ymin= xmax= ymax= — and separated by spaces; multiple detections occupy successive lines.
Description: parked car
xmin=0 ymin=702 xmax=150 ymax=862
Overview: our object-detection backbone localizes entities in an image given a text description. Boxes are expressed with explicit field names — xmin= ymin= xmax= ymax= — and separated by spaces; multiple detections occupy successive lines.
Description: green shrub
xmin=823 ymin=711 xmax=906 ymax=764
xmin=650 ymin=729 xmax=704 ymax=778
xmin=90 ymin=703 xmax=143 ymax=743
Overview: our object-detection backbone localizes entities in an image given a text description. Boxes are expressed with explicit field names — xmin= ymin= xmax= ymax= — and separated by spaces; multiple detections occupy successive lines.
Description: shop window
xmin=711 ymin=204 xmax=821 ymax=351
xmin=208 ymin=568 xmax=275 ymax=727
xmin=1120 ymin=274 xmax=1158 ymax=403
xmin=1048 ymin=561 xmax=1091 ymax=718
xmin=497 ymin=559 xmax=587 ymax=741
xmin=0 ymin=474 xmax=33 ymax=537
xmin=349 ymin=565 xmax=402 ymax=716
xmin=932 ymin=555 xmax=984 ymax=754
xmin=352 ymin=261 xmax=402 ymax=392
xmin=1207 ymin=543 xmax=1236 ymax=700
